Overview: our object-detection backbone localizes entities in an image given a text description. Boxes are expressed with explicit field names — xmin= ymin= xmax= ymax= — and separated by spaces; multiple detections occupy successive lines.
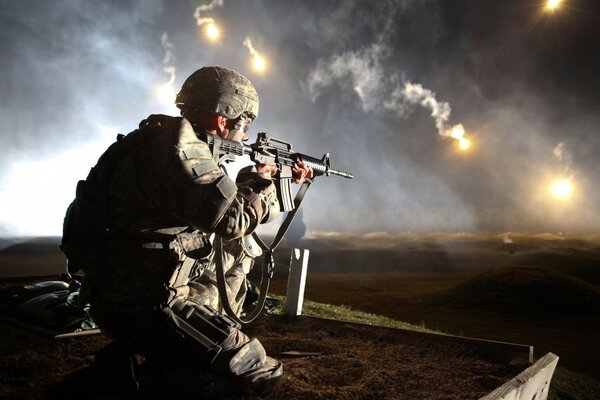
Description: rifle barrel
xmin=298 ymin=154 xmax=354 ymax=179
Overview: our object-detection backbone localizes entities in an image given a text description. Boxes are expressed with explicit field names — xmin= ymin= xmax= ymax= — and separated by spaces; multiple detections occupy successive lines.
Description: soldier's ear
xmin=216 ymin=115 xmax=228 ymax=132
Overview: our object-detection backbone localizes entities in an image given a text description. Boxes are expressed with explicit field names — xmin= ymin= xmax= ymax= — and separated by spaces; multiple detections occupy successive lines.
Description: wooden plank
xmin=480 ymin=352 xmax=559 ymax=400
xmin=54 ymin=328 xmax=102 ymax=340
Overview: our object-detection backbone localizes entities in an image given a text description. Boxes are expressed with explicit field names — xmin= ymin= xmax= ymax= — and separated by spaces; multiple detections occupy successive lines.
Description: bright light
xmin=205 ymin=22 xmax=220 ymax=41
xmin=252 ymin=55 xmax=266 ymax=73
xmin=458 ymin=138 xmax=471 ymax=151
xmin=243 ymin=37 xmax=267 ymax=74
xmin=447 ymin=124 xmax=472 ymax=152
xmin=546 ymin=0 xmax=562 ymax=11
xmin=0 ymin=129 xmax=116 ymax=236
xmin=550 ymin=178 xmax=574 ymax=200
xmin=155 ymin=81 xmax=177 ymax=104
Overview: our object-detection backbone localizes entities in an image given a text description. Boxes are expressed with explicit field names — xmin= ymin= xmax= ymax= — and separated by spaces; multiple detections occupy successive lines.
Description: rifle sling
xmin=215 ymin=179 xmax=313 ymax=325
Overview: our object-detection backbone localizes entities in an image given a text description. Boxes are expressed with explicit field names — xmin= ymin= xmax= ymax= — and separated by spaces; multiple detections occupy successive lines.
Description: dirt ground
xmin=0 ymin=312 xmax=518 ymax=400
xmin=2 ymin=232 xmax=599 ymax=398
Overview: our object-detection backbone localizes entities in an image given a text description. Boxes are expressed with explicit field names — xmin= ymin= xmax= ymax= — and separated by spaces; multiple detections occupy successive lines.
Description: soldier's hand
xmin=292 ymin=160 xmax=314 ymax=184
xmin=256 ymin=163 xmax=278 ymax=178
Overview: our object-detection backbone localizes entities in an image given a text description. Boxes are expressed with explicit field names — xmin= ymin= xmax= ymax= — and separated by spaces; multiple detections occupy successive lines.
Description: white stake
xmin=285 ymin=248 xmax=309 ymax=316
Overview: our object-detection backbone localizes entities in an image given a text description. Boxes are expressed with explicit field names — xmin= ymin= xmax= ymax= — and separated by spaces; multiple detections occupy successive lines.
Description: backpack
xmin=61 ymin=115 xmax=173 ymax=273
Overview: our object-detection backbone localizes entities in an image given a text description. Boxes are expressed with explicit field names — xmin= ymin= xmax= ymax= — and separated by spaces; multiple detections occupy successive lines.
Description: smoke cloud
xmin=305 ymin=44 xmax=387 ymax=112
xmin=305 ymin=43 xmax=467 ymax=148
xmin=1 ymin=0 xmax=599 ymax=236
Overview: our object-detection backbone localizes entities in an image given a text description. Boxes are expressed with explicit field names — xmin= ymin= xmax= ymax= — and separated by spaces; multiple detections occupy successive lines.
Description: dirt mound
xmin=493 ymin=242 xmax=549 ymax=254
xmin=430 ymin=266 xmax=600 ymax=318
xmin=509 ymin=251 xmax=600 ymax=286
xmin=531 ymin=233 xmax=566 ymax=241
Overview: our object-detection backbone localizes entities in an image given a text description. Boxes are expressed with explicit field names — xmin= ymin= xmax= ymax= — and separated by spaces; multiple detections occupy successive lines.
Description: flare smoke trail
xmin=156 ymin=32 xmax=177 ymax=103
xmin=193 ymin=0 xmax=224 ymax=26
xmin=553 ymin=142 xmax=573 ymax=176
xmin=243 ymin=37 xmax=266 ymax=71
xmin=161 ymin=33 xmax=176 ymax=87
xmin=243 ymin=37 xmax=259 ymax=58
xmin=305 ymin=44 xmax=466 ymax=144
xmin=390 ymin=82 xmax=467 ymax=144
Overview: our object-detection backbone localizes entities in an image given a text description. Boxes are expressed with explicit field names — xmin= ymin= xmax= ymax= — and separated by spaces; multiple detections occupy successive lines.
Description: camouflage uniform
xmin=63 ymin=112 xmax=282 ymax=397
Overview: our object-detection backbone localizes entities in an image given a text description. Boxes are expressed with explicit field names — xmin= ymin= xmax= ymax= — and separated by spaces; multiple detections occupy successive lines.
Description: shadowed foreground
xmin=0 ymin=311 xmax=518 ymax=399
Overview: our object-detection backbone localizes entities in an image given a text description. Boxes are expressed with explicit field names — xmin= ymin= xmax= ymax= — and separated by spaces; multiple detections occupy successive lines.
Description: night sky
xmin=1 ymin=0 xmax=599 ymax=236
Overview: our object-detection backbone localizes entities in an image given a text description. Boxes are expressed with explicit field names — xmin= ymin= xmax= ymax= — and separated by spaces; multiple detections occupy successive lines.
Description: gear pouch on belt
xmin=175 ymin=232 xmax=213 ymax=260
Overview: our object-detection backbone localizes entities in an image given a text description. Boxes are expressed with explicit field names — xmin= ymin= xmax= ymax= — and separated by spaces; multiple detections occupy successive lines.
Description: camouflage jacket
xmin=63 ymin=115 xmax=277 ymax=319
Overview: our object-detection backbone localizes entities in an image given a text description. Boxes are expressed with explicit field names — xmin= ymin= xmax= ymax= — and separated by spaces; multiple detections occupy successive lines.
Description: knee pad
xmin=165 ymin=298 xmax=241 ymax=363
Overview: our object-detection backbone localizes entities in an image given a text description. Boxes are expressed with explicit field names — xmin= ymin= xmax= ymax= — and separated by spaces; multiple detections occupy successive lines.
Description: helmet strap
xmin=226 ymin=115 xmax=251 ymax=140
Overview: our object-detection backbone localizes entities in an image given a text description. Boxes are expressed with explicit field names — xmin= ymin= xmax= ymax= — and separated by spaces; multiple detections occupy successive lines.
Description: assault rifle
xmin=207 ymin=132 xmax=353 ymax=211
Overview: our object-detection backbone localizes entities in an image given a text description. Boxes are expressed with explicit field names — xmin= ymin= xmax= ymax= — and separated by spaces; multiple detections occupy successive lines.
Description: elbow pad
xmin=239 ymin=183 xmax=280 ymax=226
xmin=236 ymin=165 xmax=280 ymax=224
xmin=258 ymin=183 xmax=280 ymax=224
xmin=236 ymin=166 xmax=273 ymax=192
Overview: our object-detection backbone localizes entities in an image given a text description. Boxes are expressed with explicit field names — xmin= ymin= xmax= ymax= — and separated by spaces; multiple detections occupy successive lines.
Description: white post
xmin=285 ymin=248 xmax=309 ymax=316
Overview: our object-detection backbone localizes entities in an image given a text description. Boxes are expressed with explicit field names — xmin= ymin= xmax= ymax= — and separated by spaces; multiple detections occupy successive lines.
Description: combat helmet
xmin=175 ymin=66 xmax=259 ymax=119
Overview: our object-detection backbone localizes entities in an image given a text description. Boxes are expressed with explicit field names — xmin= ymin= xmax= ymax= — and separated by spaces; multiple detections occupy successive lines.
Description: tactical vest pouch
xmin=167 ymin=232 xmax=213 ymax=297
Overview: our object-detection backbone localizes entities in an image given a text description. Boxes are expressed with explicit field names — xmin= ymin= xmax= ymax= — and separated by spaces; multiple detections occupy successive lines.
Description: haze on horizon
xmin=1 ymin=0 xmax=599 ymax=237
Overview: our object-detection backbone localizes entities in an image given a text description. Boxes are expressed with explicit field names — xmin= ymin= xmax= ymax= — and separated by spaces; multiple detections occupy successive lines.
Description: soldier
xmin=60 ymin=66 xmax=312 ymax=398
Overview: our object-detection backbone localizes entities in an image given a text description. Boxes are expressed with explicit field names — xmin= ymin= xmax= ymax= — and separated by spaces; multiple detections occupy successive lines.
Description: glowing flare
xmin=458 ymin=137 xmax=471 ymax=151
xmin=546 ymin=0 xmax=562 ymax=11
xmin=550 ymin=178 xmax=574 ymax=200
xmin=447 ymin=124 xmax=471 ymax=152
xmin=205 ymin=22 xmax=220 ymax=41
xmin=243 ymin=37 xmax=267 ymax=74
xmin=252 ymin=55 xmax=266 ymax=72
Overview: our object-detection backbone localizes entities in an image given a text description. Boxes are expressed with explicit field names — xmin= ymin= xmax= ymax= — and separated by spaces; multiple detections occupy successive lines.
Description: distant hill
xmin=0 ymin=237 xmax=64 ymax=279
xmin=0 ymin=238 xmax=16 ymax=251
xmin=0 ymin=237 xmax=61 ymax=256
xmin=430 ymin=266 xmax=600 ymax=318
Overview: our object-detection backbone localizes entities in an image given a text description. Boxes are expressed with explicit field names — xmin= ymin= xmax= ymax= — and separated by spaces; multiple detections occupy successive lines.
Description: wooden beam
xmin=480 ymin=352 xmax=559 ymax=400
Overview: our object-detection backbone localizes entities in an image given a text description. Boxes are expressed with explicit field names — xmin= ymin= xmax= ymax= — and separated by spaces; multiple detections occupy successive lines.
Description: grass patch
xmin=301 ymin=300 xmax=436 ymax=333
xmin=268 ymin=294 xmax=439 ymax=334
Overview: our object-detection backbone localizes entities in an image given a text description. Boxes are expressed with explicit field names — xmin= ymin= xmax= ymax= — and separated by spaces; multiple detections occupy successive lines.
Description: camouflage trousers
xmin=83 ymin=238 xmax=281 ymax=398
xmin=122 ymin=298 xmax=282 ymax=399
